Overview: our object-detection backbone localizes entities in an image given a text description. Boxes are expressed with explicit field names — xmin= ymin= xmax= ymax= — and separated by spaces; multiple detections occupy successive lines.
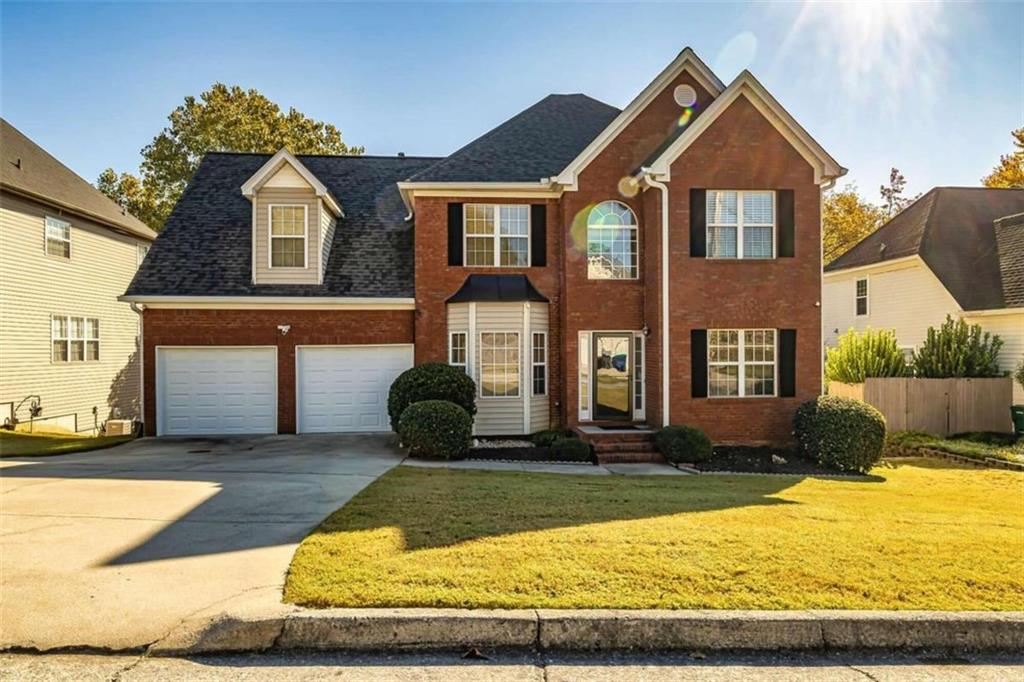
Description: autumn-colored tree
xmin=97 ymin=83 xmax=362 ymax=230
xmin=982 ymin=127 xmax=1024 ymax=188
xmin=823 ymin=184 xmax=885 ymax=264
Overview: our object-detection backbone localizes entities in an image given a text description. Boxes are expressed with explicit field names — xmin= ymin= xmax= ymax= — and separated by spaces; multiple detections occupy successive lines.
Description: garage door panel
xmin=158 ymin=348 xmax=277 ymax=436
xmin=297 ymin=346 xmax=412 ymax=433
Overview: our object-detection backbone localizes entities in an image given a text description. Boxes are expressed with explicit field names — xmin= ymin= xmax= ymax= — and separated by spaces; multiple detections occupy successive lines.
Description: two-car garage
xmin=155 ymin=345 xmax=413 ymax=436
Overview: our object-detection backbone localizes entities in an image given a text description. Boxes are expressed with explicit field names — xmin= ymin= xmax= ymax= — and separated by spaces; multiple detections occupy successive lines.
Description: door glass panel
xmin=593 ymin=334 xmax=631 ymax=420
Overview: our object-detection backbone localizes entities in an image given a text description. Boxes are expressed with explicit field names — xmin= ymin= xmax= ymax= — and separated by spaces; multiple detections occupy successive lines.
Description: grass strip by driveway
xmin=284 ymin=458 xmax=1024 ymax=611
xmin=0 ymin=431 xmax=133 ymax=457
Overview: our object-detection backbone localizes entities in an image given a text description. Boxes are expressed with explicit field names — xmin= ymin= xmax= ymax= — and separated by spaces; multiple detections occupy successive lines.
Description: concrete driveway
xmin=0 ymin=434 xmax=403 ymax=651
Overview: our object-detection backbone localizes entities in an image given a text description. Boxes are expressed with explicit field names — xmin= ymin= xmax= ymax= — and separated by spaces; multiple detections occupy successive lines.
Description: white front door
xmin=157 ymin=347 xmax=277 ymax=436
xmin=296 ymin=345 xmax=414 ymax=433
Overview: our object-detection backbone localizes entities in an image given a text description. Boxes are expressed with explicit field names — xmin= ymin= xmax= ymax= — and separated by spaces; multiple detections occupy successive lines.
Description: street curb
xmin=150 ymin=608 xmax=1024 ymax=656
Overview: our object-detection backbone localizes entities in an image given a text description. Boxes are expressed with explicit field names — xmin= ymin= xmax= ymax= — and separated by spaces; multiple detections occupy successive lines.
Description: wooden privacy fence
xmin=828 ymin=378 xmax=1013 ymax=436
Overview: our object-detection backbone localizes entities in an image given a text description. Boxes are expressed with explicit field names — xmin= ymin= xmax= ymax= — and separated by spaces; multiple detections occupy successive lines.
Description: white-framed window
xmin=706 ymin=190 xmax=775 ymax=259
xmin=464 ymin=204 xmax=529 ymax=267
xmin=587 ymin=200 xmax=638 ymax=279
xmin=633 ymin=334 xmax=644 ymax=413
xmin=51 ymin=315 xmax=99 ymax=363
xmin=449 ymin=332 xmax=468 ymax=373
xmin=137 ymin=243 xmax=151 ymax=267
xmin=269 ymin=204 xmax=307 ymax=268
xmin=45 ymin=216 xmax=71 ymax=258
xmin=479 ymin=331 xmax=520 ymax=397
xmin=899 ymin=345 xmax=914 ymax=366
xmin=708 ymin=329 xmax=776 ymax=397
xmin=855 ymin=278 xmax=868 ymax=316
xmin=532 ymin=332 xmax=547 ymax=396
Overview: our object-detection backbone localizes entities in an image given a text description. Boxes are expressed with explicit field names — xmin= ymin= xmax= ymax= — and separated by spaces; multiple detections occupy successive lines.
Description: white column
xmin=522 ymin=302 xmax=531 ymax=435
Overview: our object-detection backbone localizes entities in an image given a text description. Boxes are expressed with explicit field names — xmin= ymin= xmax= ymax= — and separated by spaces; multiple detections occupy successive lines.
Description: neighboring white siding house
xmin=0 ymin=120 xmax=156 ymax=432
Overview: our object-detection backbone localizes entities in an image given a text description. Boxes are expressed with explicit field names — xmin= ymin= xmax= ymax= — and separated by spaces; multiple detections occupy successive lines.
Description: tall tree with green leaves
xmin=97 ymin=83 xmax=362 ymax=230
xmin=982 ymin=127 xmax=1024 ymax=188
xmin=822 ymin=184 xmax=886 ymax=264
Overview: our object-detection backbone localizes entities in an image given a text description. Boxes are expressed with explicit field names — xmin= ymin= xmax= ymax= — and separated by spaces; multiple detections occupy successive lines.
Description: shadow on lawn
xmin=316 ymin=466 xmax=883 ymax=552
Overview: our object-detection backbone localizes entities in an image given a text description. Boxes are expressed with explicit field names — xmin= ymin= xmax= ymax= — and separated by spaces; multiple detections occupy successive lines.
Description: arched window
xmin=587 ymin=201 xmax=638 ymax=279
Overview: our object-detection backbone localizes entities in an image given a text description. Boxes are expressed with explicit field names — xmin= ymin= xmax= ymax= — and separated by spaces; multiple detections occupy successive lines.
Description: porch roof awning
xmin=446 ymin=274 xmax=549 ymax=304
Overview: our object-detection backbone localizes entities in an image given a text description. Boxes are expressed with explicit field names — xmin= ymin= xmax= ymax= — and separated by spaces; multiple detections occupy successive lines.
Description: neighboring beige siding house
xmin=0 ymin=119 xmax=157 ymax=433
xmin=823 ymin=188 xmax=1024 ymax=404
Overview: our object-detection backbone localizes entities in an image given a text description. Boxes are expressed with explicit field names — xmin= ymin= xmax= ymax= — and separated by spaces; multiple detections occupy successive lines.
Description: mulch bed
xmin=466 ymin=446 xmax=594 ymax=465
xmin=695 ymin=446 xmax=857 ymax=476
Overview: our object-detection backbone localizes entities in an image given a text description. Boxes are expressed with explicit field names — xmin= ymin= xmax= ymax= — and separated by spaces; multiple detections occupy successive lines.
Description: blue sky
xmin=1 ymin=2 xmax=1021 ymax=199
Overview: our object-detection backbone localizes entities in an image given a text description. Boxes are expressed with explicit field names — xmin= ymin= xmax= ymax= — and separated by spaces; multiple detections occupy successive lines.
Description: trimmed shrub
xmin=912 ymin=315 xmax=1003 ymax=378
xmin=532 ymin=428 xmax=575 ymax=447
xmin=655 ymin=425 xmax=713 ymax=464
xmin=397 ymin=400 xmax=472 ymax=460
xmin=388 ymin=363 xmax=476 ymax=431
xmin=825 ymin=328 xmax=908 ymax=384
xmin=1014 ymin=358 xmax=1024 ymax=396
xmin=794 ymin=395 xmax=886 ymax=473
xmin=549 ymin=437 xmax=592 ymax=462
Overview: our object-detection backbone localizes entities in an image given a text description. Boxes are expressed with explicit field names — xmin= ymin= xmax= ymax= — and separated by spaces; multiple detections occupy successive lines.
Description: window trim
xmin=462 ymin=203 xmax=531 ymax=268
xmin=478 ymin=330 xmax=521 ymax=399
xmin=586 ymin=200 xmax=640 ymax=280
xmin=51 ymin=314 xmax=99 ymax=364
xmin=531 ymin=331 xmax=547 ymax=396
xmin=855 ymin=277 xmax=869 ymax=316
xmin=268 ymin=204 xmax=309 ymax=269
xmin=44 ymin=215 xmax=72 ymax=259
xmin=448 ymin=331 xmax=468 ymax=372
xmin=707 ymin=328 xmax=778 ymax=398
xmin=705 ymin=190 xmax=776 ymax=260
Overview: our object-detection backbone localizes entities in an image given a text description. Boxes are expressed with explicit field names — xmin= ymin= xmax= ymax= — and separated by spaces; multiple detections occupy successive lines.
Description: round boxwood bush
xmin=549 ymin=437 xmax=592 ymax=462
xmin=655 ymin=425 xmax=713 ymax=464
xmin=388 ymin=363 xmax=476 ymax=431
xmin=794 ymin=395 xmax=886 ymax=473
xmin=397 ymin=400 xmax=472 ymax=460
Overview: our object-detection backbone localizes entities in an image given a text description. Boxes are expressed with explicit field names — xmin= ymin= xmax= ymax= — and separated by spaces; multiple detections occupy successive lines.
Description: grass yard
xmin=888 ymin=431 xmax=1024 ymax=463
xmin=285 ymin=459 xmax=1024 ymax=611
xmin=0 ymin=431 xmax=133 ymax=457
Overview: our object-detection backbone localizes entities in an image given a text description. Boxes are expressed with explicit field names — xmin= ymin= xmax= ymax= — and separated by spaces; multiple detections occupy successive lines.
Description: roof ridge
xmin=204 ymin=151 xmax=443 ymax=160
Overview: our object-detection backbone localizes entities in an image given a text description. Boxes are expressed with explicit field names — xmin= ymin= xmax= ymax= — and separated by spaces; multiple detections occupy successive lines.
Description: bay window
xmin=479 ymin=331 xmax=520 ymax=397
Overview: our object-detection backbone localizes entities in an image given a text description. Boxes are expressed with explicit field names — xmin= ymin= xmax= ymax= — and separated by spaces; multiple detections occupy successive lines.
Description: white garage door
xmin=297 ymin=345 xmax=413 ymax=433
xmin=157 ymin=347 xmax=277 ymax=436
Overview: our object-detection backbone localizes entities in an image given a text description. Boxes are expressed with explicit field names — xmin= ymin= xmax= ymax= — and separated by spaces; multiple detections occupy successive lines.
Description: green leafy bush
xmin=655 ymin=425 xmax=713 ymax=464
xmin=549 ymin=437 xmax=592 ymax=462
xmin=532 ymin=428 xmax=575 ymax=447
xmin=1015 ymin=358 xmax=1024 ymax=396
xmin=911 ymin=315 xmax=1003 ymax=378
xmin=794 ymin=396 xmax=886 ymax=473
xmin=388 ymin=363 xmax=476 ymax=431
xmin=886 ymin=430 xmax=1023 ymax=464
xmin=397 ymin=400 xmax=472 ymax=460
xmin=825 ymin=328 xmax=908 ymax=384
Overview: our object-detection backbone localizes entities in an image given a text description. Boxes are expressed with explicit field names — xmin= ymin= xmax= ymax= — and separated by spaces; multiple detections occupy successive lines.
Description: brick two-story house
xmin=124 ymin=48 xmax=845 ymax=443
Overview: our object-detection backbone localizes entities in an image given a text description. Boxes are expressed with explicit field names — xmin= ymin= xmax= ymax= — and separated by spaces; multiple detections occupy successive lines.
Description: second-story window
xmin=587 ymin=201 xmax=638 ymax=279
xmin=706 ymin=190 xmax=775 ymax=259
xmin=464 ymin=204 xmax=529 ymax=267
xmin=269 ymin=205 xmax=307 ymax=268
xmin=45 ymin=216 xmax=71 ymax=258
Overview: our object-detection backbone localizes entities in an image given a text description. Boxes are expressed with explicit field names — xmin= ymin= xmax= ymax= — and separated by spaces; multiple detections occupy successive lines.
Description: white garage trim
xmin=295 ymin=344 xmax=414 ymax=434
xmin=155 ymin=346 xmax=278 ymax=436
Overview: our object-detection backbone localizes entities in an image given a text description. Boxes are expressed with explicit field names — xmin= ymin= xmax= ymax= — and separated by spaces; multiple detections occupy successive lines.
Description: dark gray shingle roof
xmin=995 ymin=213 xmax=1024 ymax=308
xmin=126 ymin=152 xmax=438 ymax=298
xmin=407 ymin=94 xmax=620 ymax=183
xmin=826 ymin=187 xmax=1024 ymax=311
xmin=1 ymin=118 xmax=155 ymax=239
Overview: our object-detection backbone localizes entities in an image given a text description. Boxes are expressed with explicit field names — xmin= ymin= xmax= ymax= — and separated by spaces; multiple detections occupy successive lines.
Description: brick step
xmin=592 ymin=441 xmax=659 ymax=454
xmin=596 ymin=450 xmax=667 ymax=464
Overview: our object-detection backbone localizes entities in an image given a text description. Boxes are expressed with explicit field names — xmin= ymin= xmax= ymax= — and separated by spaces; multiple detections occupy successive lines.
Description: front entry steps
xmin=575 ymin=424 xmax=663 ymax=464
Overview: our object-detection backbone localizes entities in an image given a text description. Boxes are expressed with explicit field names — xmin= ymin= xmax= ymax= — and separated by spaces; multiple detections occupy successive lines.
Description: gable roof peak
xmin=240 ymin=147 xmax=343 ymax=216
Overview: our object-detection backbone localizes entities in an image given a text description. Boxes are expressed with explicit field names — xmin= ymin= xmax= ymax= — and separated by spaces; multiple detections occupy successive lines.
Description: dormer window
xmin=269 ymin=205 xmax=307 ymax=268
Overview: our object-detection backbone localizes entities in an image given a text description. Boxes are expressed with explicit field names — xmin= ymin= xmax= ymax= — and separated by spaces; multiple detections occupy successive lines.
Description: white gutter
xmin=128 ymin=302 xmax=146 ymax=431
xmin=641 ymin=170 xmax=672 ymax=427
xmin=118 ymin=295 xmax=416 ymax=310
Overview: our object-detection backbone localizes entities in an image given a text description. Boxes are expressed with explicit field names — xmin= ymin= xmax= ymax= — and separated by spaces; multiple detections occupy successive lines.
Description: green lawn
xmin=888 ymin=431 xmax=1024 ymax=463
xmin=0 ymin=431 xmax=133 ymax=457
xmin=285 ymin=459 xmax=1024 ymax=611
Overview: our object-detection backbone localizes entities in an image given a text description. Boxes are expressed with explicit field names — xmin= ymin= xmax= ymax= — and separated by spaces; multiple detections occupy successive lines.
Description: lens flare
xmin=617 ymin=175 xmax=640 ymax=198
xmin=677 ymin=107 xmax=693 ymax=128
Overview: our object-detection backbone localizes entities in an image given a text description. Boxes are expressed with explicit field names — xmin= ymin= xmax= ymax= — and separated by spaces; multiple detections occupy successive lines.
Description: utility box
xmin=105 ymin=419 xmax=134 ymax=436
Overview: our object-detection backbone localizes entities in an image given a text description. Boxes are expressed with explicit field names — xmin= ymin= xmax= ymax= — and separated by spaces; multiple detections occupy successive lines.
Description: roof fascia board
xmin=962 ymin=307 xmax=1023 ymax=317
xmin=119 ymin=295 xmax=415 ymax=310
xmin=554 ymin=48 xmax=725 ymax=190
xmin=645 ymin=71 xmax=846 ymax=186
xmin=1 ymin=183 xmax=157 ymax=241
xmin=240 ymin=148 xmax=344 ymax=217
xmin=822 ymin=255 xmax=920 ymax=279
xmin=397 ymin=181 xmax=561 ymax=214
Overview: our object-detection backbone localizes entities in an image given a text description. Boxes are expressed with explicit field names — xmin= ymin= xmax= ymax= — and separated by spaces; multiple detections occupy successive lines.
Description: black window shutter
xmin=447 ymin=203 xmax=464 ymax=266
xmin=690 ymin=188 xmax=706 ymax=257
xmin=691 ymin=329 xmax=708 ymax=398
xmin=777 ymin=190 xmax=795 ymax=258
xmin=530 ymin=204 xmax=546 ymax=267
xmin=779 ymin=329 xmax=797 ymax=397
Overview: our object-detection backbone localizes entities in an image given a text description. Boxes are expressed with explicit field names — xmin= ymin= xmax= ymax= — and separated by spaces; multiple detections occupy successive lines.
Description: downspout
xmin=129 ymin=302 xmax=146 ymax=435
xmin=641 ymin=170 xmax=671 ymax=427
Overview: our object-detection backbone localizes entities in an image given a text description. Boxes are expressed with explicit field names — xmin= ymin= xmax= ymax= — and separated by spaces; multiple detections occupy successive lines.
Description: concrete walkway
xmin=0 ymin=434 xmax=403 ymax=651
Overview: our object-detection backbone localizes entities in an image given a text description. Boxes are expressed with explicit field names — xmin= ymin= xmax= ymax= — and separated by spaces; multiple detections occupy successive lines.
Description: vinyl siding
xmin=319 ymin=199 xmax=336 ymax=283
xmin=0 ymin=190 xmax=149 ymax=433
xmin=252 ymin=187 xmax=319 ymax=285
xmin=963 ymin=312 xmax=1024 ymax=404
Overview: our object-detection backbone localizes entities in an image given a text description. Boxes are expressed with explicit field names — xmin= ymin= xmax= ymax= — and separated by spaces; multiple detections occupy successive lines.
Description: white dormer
xmin=241 ymin=149 xmax=342 ymax=285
